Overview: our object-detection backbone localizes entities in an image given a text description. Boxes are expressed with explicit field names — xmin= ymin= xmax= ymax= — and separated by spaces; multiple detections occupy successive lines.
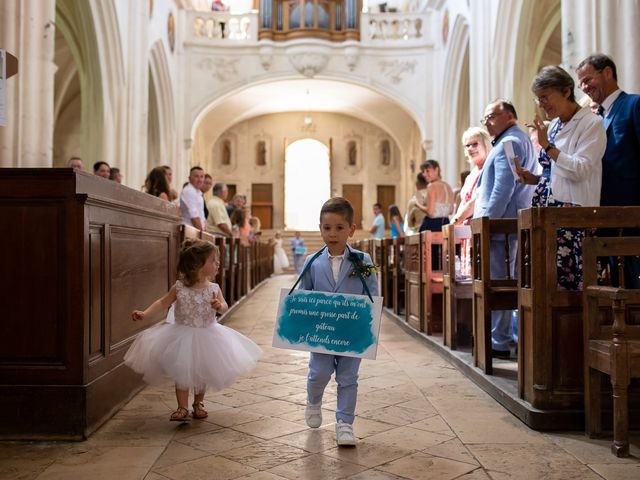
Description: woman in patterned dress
xmin=516 ymin=66 xmax=607 ymax=290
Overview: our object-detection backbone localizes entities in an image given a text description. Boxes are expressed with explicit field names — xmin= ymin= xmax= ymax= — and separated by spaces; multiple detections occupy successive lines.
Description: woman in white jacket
xmin=517 ymin=65 xmax=606 ymax=290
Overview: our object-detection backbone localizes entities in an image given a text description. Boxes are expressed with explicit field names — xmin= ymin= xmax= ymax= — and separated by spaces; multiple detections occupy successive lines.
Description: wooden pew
xmin=518 ymin=206 xmax=640 ymax=410
xmin=391 ymin=237 xmax=406 ymax=315
xmin=0 ymin=169 xmax=181 ymax=439
xmin=471 ymin=217 xmax=518 ymax=375
xmin=442 ymin=224 xmax=473 ymax=349
xmin=421 ymin=230 xmax=444 ymax=335
xmin=404 ymin=234 xmax=422 ymax=330
xmin=375 ymin=238 xmax=394 ymax=308
xmin=582 ymin=236 xmax=640 ymax=456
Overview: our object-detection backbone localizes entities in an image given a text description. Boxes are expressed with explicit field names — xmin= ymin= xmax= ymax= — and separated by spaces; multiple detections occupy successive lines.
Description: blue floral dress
xmin=531 ymin=120 xmax=584 ymax=291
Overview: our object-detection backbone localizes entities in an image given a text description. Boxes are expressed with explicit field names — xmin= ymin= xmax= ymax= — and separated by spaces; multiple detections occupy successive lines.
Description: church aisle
xmin=2 ymin=274 xmax=639 ymax=480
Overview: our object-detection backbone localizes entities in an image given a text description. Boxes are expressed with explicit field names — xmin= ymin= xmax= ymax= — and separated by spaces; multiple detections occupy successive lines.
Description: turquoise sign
xmin=272 ymin=288 xmax=383 ymax=360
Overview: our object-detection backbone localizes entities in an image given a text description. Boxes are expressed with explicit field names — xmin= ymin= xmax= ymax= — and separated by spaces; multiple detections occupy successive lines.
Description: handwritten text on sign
xmin=272 ymin=288 xmax=382 ymax=360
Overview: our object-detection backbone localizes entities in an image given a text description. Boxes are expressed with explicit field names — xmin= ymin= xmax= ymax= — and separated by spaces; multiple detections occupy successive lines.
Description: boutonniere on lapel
xmin=347 ymin=250 xmax=377 ymax=278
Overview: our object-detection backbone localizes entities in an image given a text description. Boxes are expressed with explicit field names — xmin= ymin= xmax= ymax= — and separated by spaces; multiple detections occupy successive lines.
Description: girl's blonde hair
xmin=177 ymin=239 xmax=218 ymax=286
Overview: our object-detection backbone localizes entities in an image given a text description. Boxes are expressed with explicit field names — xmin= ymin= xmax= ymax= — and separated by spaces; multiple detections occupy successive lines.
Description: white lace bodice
xmin=173 ymin=280 xmax=219 ymax=328
xmin=432 ymin=202 xmax=452 ymax=218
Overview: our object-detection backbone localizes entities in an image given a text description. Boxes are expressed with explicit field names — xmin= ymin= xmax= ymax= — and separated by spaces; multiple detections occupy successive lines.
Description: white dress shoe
xmin=305 ymin=403 xmax=322 ymax=428
xmin=335 ymin=421 xmax=356 ymax=446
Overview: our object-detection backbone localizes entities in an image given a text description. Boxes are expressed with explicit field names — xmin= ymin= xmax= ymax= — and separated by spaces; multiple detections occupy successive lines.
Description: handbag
xmin=294 ymin=246 xmax=308 ymax=255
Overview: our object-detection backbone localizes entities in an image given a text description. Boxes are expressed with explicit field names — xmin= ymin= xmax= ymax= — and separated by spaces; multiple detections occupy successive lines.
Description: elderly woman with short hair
xmin=517 ymin=65 xmax=607 ymax=290
xmin=451 ymin=127 xmax=492 ymax=225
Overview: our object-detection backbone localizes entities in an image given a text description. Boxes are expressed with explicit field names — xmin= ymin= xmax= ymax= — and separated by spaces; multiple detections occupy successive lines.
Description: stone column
xmin=0 ymin=0 xmax=56 ymax=167
xmin=562 ymin=0 xmax=640 ymax=92
xmin=121 ymin=0 xmax=150 ymax=190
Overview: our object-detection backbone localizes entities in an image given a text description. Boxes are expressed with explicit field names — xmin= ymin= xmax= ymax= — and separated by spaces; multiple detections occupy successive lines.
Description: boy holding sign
xmin=298 ymin=197 xmax=379 ymax=446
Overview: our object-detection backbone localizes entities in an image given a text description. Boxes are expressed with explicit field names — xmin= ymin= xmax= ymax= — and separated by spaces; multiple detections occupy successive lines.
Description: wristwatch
xmin=544 ymin=143 xmax=556 ymax=153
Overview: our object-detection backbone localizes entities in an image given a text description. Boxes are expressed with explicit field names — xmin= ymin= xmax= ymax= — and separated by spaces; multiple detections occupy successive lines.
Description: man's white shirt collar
xmin=601 ymin=88 xmax=622 ymax=117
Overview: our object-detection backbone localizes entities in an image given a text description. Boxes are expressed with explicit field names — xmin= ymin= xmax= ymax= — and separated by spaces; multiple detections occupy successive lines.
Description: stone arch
xmin=55 ymin=0 xmax=120 ymax=169
xmin=187 ymin=76 xmax=427 ymax=155
xmin=512 ymin=0 xmax=562 ymax=125
xmin=53 ymin=26 xmax=81 ymax=166
xmin=438 ymin=14 xmax=470 ymax=185
xmin=148 ymin=40 xmax=177 ymax=171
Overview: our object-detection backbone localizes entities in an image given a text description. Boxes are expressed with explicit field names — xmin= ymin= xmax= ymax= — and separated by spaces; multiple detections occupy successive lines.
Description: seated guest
xmin=179 ymin=166 xmax=206 ymax=230
xmin=205 ymin=182 xmax=233 ymax=236
xmin=516 ymin=65 xmax=607 ymax=290
xmin=453 ymin=170 xmax=471 ymax=211
xmin=161 ymin=165 xmax=179 ymax=202
xmin=369 ymin=203 xmax=385 ymax=239
xmin=388 ymin=204 xmax=404 ymax=238
xmin=144 ymin=166 xmax=171 ymax=201
xmin=93 ymin=161 xmax=110 ymax=179
xmin=416 ymin=159 xmax=454 ymax=232
xmin=451 ymin=127 xmax=492 ymax=225
xmin=231 ymin=206 xmax=251 ymax=246
xmin=226 ymin=193 xmax=246 ymax=217
xmin=201 ymin=173 xmax=213 ymax=218
xmin=109 ymin=167 xmax=122 ymax=183
xmin=249 ymin=216 xmax=262 ymax=239
xmin=67 ymin=156 xmax=83 ymax=170
xmin=404 ymin=173 xmax=428 ymax=235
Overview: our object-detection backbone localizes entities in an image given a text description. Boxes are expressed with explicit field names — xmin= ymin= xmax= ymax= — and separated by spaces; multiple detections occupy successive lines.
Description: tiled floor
xmin=2 ymin=275 xmax=639 ymax=480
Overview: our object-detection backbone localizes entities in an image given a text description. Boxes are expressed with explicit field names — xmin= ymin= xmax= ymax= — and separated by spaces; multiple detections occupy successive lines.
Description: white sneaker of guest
xmin=335 ymin=420 xmax=356 ymax=446
xmin=305 ymin=403 xmax=322 ymax=428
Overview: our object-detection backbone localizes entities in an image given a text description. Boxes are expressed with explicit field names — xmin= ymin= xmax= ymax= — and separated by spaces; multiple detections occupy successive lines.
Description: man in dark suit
xmin=577 ymin=54 xmax=640 ymax=287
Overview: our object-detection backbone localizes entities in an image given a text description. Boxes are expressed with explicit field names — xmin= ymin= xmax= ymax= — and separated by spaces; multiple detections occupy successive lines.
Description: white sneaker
xmin=335 ymin=421 xmax=356 ymax=446
xmin=305 ymin=404 xmax=322 ymax=428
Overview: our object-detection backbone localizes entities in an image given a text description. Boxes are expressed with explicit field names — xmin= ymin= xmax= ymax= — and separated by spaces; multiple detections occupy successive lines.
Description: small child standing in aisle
xmin=296 ymin=197 xmax=378 ymax=446
xmin=125 ymin=239 xmax=262 ymax=422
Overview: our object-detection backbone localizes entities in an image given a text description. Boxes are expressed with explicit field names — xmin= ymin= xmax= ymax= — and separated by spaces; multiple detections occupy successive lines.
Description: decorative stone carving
xmin=198 ymin=57 xmax=239 ymax=81
xmin=286 ymin=45 xmax=330 ymax=78
xmin=379 ymin=60 xmax=416 ymax=84
xmin=259 ymin=46 xmax=274 ymax=70
xmin=344 ymin=46 xmax=360 ymax=71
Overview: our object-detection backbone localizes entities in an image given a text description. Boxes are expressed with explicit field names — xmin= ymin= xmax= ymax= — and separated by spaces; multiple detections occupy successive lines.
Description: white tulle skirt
xmin=273 ymin=245 xmax=289 ymax=274
xmin=124 ymin=321 xmax=262 ymax=393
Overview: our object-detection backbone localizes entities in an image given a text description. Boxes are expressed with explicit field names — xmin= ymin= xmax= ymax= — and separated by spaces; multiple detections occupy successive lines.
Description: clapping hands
xmin=525 ymin=113 xmax=549 ymax=151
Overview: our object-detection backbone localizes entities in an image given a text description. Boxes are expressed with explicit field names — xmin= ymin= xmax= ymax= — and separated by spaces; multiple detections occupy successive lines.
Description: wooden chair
xmin=442 ymin=224 xmax=473 ymax=349
xmin=226 ymin=238 xmax=237 ymax=306
xmin=583 ymin=236 xmax=640 ymax=457
xmin=391 ymin=237 xmax=406 ymax=315
xmin=404 ymin=234 xmax=422 ymax=330
xmin=422 ymin=231 xmax=444 ymax=335
xmin=471 ymin=217 xmax=518 ymax=374
xmin=380 ymin=238 xmax=394 ymax=308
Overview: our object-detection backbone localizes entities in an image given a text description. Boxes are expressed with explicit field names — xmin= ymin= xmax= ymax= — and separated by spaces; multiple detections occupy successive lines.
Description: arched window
xmin=285 ymin=138 xmax=330 ymax=230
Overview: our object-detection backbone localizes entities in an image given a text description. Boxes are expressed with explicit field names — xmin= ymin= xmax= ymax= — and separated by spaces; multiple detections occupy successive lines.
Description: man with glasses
xmin=577 ymin=54 xmax=640 ymax=287
xmin=473 ymin=100 xmax=536 ymax=359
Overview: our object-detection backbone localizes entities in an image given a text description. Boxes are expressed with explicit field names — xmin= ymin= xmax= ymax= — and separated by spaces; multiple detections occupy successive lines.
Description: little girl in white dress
xmin=272 ymin=231 xmax=290 ymax=274
xmin=124 ymin=239 xmax=262 ymax=422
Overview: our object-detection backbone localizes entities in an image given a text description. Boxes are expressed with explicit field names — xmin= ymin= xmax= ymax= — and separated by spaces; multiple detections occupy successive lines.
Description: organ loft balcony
xmin=187 ymin=1 xmax=432 ymax=46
